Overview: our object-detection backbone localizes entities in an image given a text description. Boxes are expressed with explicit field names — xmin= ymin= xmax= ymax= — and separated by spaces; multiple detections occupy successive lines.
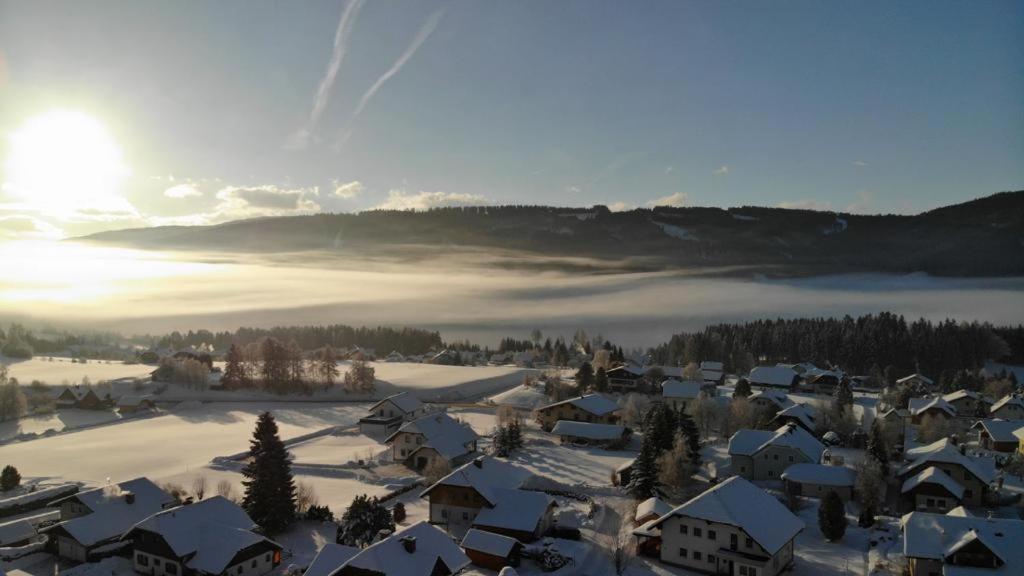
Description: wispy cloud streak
xmin=352 ymin=10 xmax=445 ymax=120
xmin=287 ymin=0 xmax=365 ymax=149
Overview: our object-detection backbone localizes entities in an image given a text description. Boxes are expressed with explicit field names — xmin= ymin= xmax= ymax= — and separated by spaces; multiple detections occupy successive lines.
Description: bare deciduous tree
xmin=216 ymin=479 xmax=235 ymax=500
xmin=191 ymin=475 xmax=207 ymax=500
xmin=296 ymin=481 xmax=318 ymax=514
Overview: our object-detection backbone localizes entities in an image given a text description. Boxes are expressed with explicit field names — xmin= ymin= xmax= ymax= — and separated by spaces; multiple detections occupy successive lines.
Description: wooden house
xmin=534 ymin=394 xmax=620 ymax=431
xmin=461 ymin=529 xmax=522 ymax=571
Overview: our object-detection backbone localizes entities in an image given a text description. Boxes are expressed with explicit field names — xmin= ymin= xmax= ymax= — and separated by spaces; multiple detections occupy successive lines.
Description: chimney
xmin=473 ymin=456 xmax=485 ymax=468
xmin=400 ymin=536 xmax=416 ymax=553
xmin=124 ymin=491 xmax=135 ymax=505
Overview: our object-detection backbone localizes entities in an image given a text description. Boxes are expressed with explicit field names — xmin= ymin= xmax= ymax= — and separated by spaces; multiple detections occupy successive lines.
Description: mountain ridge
xmin=80 ymin=190 xmax=1024 ymax=277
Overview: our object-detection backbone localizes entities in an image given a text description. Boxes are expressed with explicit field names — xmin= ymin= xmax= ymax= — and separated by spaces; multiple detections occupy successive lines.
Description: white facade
xmin=658 ymin=514 xmax=794 ymax=576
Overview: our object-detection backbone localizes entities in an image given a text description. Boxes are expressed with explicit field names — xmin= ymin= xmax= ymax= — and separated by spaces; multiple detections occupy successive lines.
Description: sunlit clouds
xmin=374 ymin=189 xmax=488 ymax=211
xmin=646 ymin=192 xmax=688 ymax=207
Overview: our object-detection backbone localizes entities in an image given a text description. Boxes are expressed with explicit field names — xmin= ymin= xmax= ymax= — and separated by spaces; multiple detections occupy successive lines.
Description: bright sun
xmin=5 ymin=109 xmax=131 ymax=216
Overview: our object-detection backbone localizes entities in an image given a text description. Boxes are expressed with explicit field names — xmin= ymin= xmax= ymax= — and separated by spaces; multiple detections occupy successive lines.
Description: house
xmin=124 ymin=496 xmax=282 ymax=576
xmin=770 ymin=404 xmax=818 ymax=434
xmin=747 ymin=390 xmax=795 ymax=413
xmin=303 ymin=543 xmax=359 ymax=576
xmin=901 ymin=510 xmax=1024 ymax=576
xmin=549 ymin=420 xmax=629 ymax=448
xmin=780 ymin=463 xmax=856 ymax=500
xmin=0 ymin=519 xmax=36 ymax=547
xmin=908 ymin=397 xmax=956 ymax=425
xmin=635 ymin=497 xmax=673 ymax=526
xmin=972 ymin=419 xmax=1024 ymax=453
xmin=748 ymin=366 xmax=799 ymax=390
xmin=385 ymin=411 xmax=479 ymax=471
xmin=534 ymin=394 xmax=620 ymax=431
xmin=901 ymin=466 xmax=964 ymax=513
xmin=461 ymin=529 xmax=522 ymax=571
xmin=43 ymin=478 xmax=176 ymax=563
xmin=613 ymin=458 xmax=635 ymax=487
xmin=55 ymin=386 xmax=103 ymax=410
xmin=898 ymin=438 xmax=995 ymax=507
xmin=661 ymin=379 xmax=702 ymax=413
xmin=359 ymin=392 xmax=426 ymax=436
xmin=638 ymin=476 xmax=803 ymax=576
xmin=419 ymin=456 xmax=555 ymax=541
xmin=605 ymin=365 xmax=683 ymax=392
xmin=728 ymin=424 xmax=825 ymax=480
xmin=700 ymin=361 xmax=725 ymax=385
xmin=896 ymin=373 xmax=935 ymax=393
xmin=117 ymin=395 xmax=156 ymax=415
xmin=990 ymin=395 xmax=1024 ymax=420
xmin=383 ymin=350 xmax=405 ymax=363
xmin=328 ymin=521 xmax=471 ymax=576
xmin=943 ymin=389 xmax=992 ymax=417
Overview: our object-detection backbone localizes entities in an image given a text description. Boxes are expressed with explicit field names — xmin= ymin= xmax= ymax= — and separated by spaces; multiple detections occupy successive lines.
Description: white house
xmin=901 ymin=510 xmax=1024 ymax=576
xmin=359 ymin=392 xmax=426 ymax=436
xmin=729 ymin=424 xmax=825 ymax=481
xmin=328 ymin=521 xmax=471 ymax=576
xmin=780 ymin=463 xmax=856 ymax=500
xmin=641 ymin=476 xmax=803 ymax=576
xmin=661 ymin=379 xmax=702 ymax=413
xmin=385 ymin=411 xmax=479 ymax=471
xmin=550 ymin=420 xmax=629 ymax=447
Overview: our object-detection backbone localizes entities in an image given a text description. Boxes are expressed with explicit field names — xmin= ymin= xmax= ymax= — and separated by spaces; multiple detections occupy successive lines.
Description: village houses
xmin=898 ymin=438 xmax=996 ymax=508
xmin=728 ymin=424 xmax=825 ymax=481
xmin=385 ymin=411 xmax=479 ymax=471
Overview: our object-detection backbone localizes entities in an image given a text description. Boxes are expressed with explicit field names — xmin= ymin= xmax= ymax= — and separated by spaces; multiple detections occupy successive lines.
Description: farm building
xmin=534 ymin=394 xmax=620 ymax=431
xmin=55 ymin=386 xmax=104 ymax=410
xmin=780 ymin=463 xmax=856 ymax=500
xmin=461 ymin=528 xmax=522 ymax=571
xmin=549 ymin=420 xmax=629 ymax=448
xmin=116 ymin=395 xmax=156 ymax=415
xmin=972 ymin=419 xmax=1024 ymax=452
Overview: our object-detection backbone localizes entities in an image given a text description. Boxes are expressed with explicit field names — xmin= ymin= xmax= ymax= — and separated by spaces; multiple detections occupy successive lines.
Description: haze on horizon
xmin=0 ymin=0 xmax=1022 ymax=240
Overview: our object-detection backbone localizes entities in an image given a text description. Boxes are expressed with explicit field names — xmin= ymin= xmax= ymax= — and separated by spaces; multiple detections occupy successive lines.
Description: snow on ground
xmin=288 ymin=432 xmax=385 ymax=466
xmin=1 ymin=357 xmax=154 ymax=385
xmin=0 ymin=402 xmax=368 ymax=485
xmin=486 ymin=384 xmax=549 ymax=410
xmin=509 ymin=437 xmax=638 ymax=487
xmin=0 ymin=409 xmax=123 ymax=441
xmin=791 ymin=499 xmax=869 ymax=576
xmin=449 ymin=407 xmax=500 ymax=436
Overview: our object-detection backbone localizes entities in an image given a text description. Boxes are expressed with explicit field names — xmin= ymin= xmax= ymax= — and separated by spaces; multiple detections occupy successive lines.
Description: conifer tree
xmin=677 ymin=410 xmax=702 ymax=466
xmin=241 ymin=412 xmax=297 ymax=534
xmin=221 ymin=344 xmax=248 ymax=390
xmin=336 ymin=494 xmax=394 ymax=548
xmin=866 ymin=419 xmax=889 ymax=475
xmin=733 ymin=378 xmax=752 ymax=399
xmin=833 ymin=379 xmax=854 ymax=415
xmin=575 ymin=362 xmax=594 ymax=395
xmin=817 ymin=490 xmax=847 ymax=542
xmin=594 ymin=367 xmax=609 ymax=393
xmin=627 ymin=436 xmax=660 ymax=500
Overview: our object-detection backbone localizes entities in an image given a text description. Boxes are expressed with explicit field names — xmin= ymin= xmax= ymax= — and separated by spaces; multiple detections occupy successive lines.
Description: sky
xmin=0 ymin=0 xmax=1021 ymax=238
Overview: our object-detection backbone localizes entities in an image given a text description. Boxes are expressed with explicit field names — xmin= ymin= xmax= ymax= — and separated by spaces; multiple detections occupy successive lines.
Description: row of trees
xmin=650 ymin=312 xmax=1019 ymax=377
xmin=220 ymin=339 xmax=375 ymax=394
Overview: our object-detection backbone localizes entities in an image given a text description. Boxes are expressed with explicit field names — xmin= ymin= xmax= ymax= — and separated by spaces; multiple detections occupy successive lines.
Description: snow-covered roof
xmin=748 ymin=366 xmax=797 ymax=388
xmin=538 ymin=394 xmax=620 ymax=416
xmin=902 ymin=511 xmax=1024 ymax=573
xmin=700 ymin=361 xmax=724 ymax=371
xmin=386 ymin=412 xmax=479 ymax=460
xmin=990 ymin=394 xmax=1024 ymax=414
xmin=728 ymin=424 xmax=825 ymax=463
xmin=0 ymin=519 xmax=35 ymax=545
xmin=129 ymin=496 xmax=276 ymax=574
xmin=304 ymin=543 xmax=360 ymax=576
xmin=903 ymin=437 xmax=952 ymax=461
xmin=550 ymin=420 xmax=626 ymax=440
xmin=942 ymin=390 xmax=983 ymax=404
xmin=748 ymin=390 xmax=795 ymax=410
xmin=472 ymin=488 xmax=555 ymax=534
xmin=901 ymin=466 xmax=964 ymax=499
xmin=649 ymin=476 xmax=804 ymax=554
xmin=772 ymin=404 xmax=817 ymax=430
xmin=460 ymin=528 xmax=519 ymax=558
xmin=972 ymin=419 xmax=1024 ymax=443
xmin=335 ymin=521 xmax=470 ymax=576
xmin=908 ymin=397 xmax=956 ymax=418
xmin=780 ymin=463 xmax=855 ymax=487
xmin=369 ymin=392 xmax=423 ymax=415
xmin=420 ymin=456 xmax=531 ymax=505
xmin=635 ymin=497 xmax=672 ymax=522
xmin=48 ymin=478 xmax=175 ymax=547
xmin=897 ymin=373 xmax=933 ymax=386
xmin=116 ymin=395 xmax=153 ymax=408
xmin=662 ymin=379 xmax=702 ymax=400
xmin=899 ymin=440 xmax=995 ymax=484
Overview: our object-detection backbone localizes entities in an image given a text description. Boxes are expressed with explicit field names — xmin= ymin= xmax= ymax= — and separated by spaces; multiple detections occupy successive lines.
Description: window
xmin=749 ymin=568 xmax=757 ymax=576
xmin=166 ymin=564 xmax=177 ymax=575
xmin=680 ymin=524 xmax=688 ymax=534
xmin=773 ymin=454 xmax=778 ymax=461
xmin=265 ymin=554 xmax=271 ymax=562
xmin=708 ymin=530 xmax=716 ymax=540
xmin=441 ymin=509 xmax=448 ymax=518
xmin=237 ymin=566 xmax=243 ymax=575
xmin=926 ymin=498 xmax=935 ymax=508
xmin=740 ymin=466 xmax=746 ymax=473
xmin=679 ymin=548 xmax=687 ymax=558
xmin=965 ymin=489 xmax=973 ymax=499
xmin=746 ymin=537 xmax=753 ymax=548
xmin=768 ymin=470 xmax=774 ymax=477
xmin=788 ymin=455 xmax=794 ymax=462
xmin=693 ymin=527 xmax=702 ymax=537
xmin=693 ymin=551 xmax=702 ymax=561
xmin=153 ymin=559 xmax=161 ymax=567
xmin=463 ymin=512 xmax=470 ymax=520
xmin=740 ymin=568 xmax=748 ymax=576
xmin=251 ymin=560 xmax=258 ymax=568
xmin=708 ymin=554 xmax=716 ymax=564
xmin=137 ymin=554 xmax=149 ymax=567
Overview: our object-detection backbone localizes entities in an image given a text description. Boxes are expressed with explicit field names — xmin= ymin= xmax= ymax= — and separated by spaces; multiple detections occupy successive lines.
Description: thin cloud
xmin=713 ymin=165 xmax=729 ymax=176
xmin=646 ymin=192 xmax=688 ymax=207
xmin=374 ymin=189 xmax=486 ymax=211
xmin=607 ymin=201 xmax=631 ymax=212
xmin=332 ymin=180 xmax=364 ymax=199
xmin=164 ymin=184 xmax=202 ymax=199
xmin=287 ymin=0 xmax=366 ymax=149
xmin=351 ymin=10 xmax=445 ymax=121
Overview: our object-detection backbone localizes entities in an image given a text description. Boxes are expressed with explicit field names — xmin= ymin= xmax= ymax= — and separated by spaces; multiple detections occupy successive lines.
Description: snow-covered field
xmin=0 ymin=402 xmax=368 ymax=485
xmin=1 ymin=356 xmax=153 ymax=384
xmin=0 ymin=409 xmax=122 ymax=441
xmin=288 ymin=432 xmax=384 ymax=466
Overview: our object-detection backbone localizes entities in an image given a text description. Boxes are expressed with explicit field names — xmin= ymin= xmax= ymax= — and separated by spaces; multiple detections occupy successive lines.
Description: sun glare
xmin=5 ymin=109 xmax=131 ymax=216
